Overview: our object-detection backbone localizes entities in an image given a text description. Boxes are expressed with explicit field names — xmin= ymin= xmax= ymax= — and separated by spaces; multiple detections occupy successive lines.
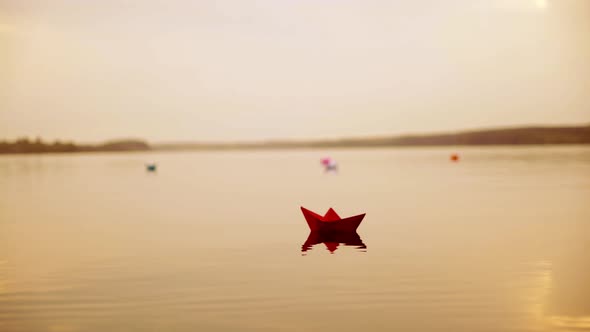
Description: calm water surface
xmin=1 ymin=147 xmax=589 ymax=332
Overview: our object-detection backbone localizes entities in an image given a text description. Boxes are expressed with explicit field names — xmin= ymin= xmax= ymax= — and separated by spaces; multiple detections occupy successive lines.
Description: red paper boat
xmin=301 ymin=207 xmax=366 ymax=232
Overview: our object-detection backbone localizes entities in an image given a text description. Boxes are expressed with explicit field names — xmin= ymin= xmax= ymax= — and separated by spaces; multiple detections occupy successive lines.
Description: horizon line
xmin=2 ymin=122 xmax=590 ymax=145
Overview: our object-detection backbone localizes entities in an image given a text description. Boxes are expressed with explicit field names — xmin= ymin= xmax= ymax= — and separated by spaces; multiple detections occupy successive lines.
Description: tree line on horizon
xmin=1 ymin=125 xmax=589 ymax=154
xmin=0 ymin=137 xmax=150 ymax=154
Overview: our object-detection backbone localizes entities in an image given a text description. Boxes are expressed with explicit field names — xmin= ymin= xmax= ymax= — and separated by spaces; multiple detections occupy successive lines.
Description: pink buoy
xmin=320 ymin=157 xmax=338 ymax=172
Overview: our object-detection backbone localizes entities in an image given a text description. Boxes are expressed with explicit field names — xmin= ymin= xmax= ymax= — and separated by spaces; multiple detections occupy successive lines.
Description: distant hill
xmin=331 ymin=125 xmax=590 ymax=147
xmin=0 ymin=138 xmax=150 ymax=154
xmin=156 ymin=125 xmax=590 ymax=151
xmin=95 ymin=140 xmax=152 ymax=151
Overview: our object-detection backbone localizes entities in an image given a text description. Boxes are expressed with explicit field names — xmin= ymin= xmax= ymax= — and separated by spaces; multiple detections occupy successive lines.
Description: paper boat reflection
xmin=301 ymin=207 xmax=365 ymax=232
xmin=302 ymin=231 xmax=366 ymax=254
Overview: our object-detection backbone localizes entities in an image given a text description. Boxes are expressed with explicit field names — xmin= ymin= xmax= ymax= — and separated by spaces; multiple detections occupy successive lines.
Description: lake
xmin=1 ymin=147 xmax=589 ymax=332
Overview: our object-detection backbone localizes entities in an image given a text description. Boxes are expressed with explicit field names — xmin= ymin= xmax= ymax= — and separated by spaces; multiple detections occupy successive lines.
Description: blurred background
xmin=1 ymin=1 xmax=589 ymax=331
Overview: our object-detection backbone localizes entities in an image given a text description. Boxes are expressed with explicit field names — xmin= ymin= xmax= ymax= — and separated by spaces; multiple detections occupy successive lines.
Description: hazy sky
xmin=1 ymin=0 xmax=589 ymax=142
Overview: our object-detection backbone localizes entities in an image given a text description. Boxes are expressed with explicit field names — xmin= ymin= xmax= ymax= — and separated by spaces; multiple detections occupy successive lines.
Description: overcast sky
xmin=1 ymin=0 xmax=589 ymax=142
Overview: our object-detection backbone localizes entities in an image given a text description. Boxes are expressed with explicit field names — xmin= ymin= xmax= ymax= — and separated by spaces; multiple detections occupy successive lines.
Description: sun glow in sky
xmin=536 ymin=0 xmax=549 ymax=10
xmin=0 ymin=0 xmax=589 ymax=142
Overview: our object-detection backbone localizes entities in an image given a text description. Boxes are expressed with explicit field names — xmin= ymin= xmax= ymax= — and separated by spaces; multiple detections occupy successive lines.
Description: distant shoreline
xmin=155 ymin=125 xmax=590 ymax=151
xmin=2 ymin=125 xmax=589 ymax=155
xmin=0 ymin=139 xmax=150 ymax=155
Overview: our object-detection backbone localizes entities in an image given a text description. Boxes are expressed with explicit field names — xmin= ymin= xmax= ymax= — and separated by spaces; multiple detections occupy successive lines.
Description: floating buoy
xmin=450 ymin=154 xmax=460 ymax=162
xmin=320 ymin=157 xmax=338 ymax=172
xmin=146 ymin=163 xmax=157 ymax=172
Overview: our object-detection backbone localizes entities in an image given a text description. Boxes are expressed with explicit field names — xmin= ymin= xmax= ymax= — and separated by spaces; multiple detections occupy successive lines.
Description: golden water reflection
xmin=532 ymin=246 xmax=590 ymax=331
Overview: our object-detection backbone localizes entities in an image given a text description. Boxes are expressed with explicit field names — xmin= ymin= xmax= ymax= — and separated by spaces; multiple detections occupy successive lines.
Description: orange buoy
xmin=450 ymin=153 xmax=460 ymax=162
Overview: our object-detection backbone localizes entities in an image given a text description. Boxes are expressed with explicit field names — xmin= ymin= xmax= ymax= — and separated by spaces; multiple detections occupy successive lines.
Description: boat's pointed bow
xmin=301 ymin=206 xmax=322 ymax=231
xmin=346 ymin=213 xmax=366 ymax=231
